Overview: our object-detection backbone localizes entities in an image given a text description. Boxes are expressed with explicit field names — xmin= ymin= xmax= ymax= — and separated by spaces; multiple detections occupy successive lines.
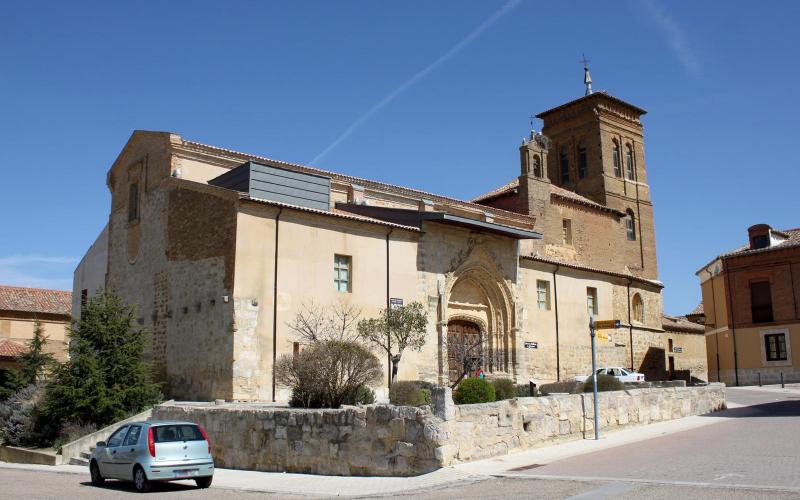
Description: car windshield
xmin=619 ymin=368 xmax=631 ymax=375
xmin=152 ymin=424 xmax=204 ymax=442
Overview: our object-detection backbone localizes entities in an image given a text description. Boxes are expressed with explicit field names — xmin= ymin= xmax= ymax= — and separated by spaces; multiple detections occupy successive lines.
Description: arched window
xmin=533 ymin=154 xmax=542 ymax=178
xmin=560 ymin=147 xmax=570 ymax=183
xmin=632 ymin=293 xmax=644 ymax=323
xmin=578 ymin=143 xmax=587 ymax=179
xmin=625 ymin=210 xmax=636 ymax=241
xmin=625 ymin=145 xmax=635 ymax=180
xmin=612 ymin=141 xmax=621 ymax=177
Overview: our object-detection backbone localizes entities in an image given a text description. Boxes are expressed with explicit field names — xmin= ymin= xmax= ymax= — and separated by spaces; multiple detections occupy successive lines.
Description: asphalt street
xmin=507 ymin=387 xmax=800 ymax=494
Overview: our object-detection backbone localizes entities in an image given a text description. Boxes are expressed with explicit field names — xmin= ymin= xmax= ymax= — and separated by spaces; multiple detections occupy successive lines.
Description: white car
xmin=574 ymin=367 xmax=645 ymax=383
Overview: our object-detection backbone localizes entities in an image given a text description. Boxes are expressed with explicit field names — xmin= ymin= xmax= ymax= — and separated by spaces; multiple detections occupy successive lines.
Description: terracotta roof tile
xmin=687 ymin=303 xmax=704 ymax=316
xmin=721 ymin=228 xmax=800 ymax=259
xmin=662 ymin=315 xmax=705 ymax=334
xmin=521 ymin=255 xmax=663 ymax=288
xmin=0 ymin=285 xmax=72 ymax=316
xmin=0 ymin=339 xmax=27 ymax=359
xmin=471 ymin=178 xmax=622 ymax=215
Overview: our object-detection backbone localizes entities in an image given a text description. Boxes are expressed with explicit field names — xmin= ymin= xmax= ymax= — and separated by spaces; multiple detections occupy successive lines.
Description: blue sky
xmin=1 ymin=1 xmax=798 ymax=315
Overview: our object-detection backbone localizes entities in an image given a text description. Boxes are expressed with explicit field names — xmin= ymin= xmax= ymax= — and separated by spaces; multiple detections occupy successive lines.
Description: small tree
xmin=357 ymin=302 xmax=428 ymax=385
xmin=275 ymin=340 xmax=382 ymax=408
xmin=287 ymin=301 xmax=361 ymax=343
xmin=37 ymin=291 xmax=161 ymax=439
xmin=14 ymin=320 xmax=57 ymax=387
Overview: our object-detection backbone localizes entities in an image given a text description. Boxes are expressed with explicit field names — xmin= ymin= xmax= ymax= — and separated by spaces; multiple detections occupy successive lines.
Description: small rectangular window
xmin=578 ymin=146 xmax=587 ymax=179
xmin=765 ymin=333 xmax=787 ymax=361
xmin=334 ymin=254 xmax=351 ymax=292
xmin=128 ymin=182 xmax=140 ymax=222
xmin=668 ymin=338 xmax=674 ymax=353
xmin=536 ymin=280 xmax=551 ymax=311
xmin=626 ymin=217 xmax=636 ymax=241
xmin=562 ymin=219 xmax=572 ymax=246
xmin=613 ymin=145 xmax=621 ymax=177
xmin=625 ymin=148 xmax=635 ymax=180
xmin=587 ymin=287 xmax=598 ymax=318
xmin=750 ymin=281 xmax=773 ymax=323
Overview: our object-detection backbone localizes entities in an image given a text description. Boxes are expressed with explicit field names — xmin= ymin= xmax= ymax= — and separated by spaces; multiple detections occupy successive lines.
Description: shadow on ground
xmin=80 ymin=480 xmax=201 ymax=495
xmin=702 ymin=400 xmax=800 ymax=419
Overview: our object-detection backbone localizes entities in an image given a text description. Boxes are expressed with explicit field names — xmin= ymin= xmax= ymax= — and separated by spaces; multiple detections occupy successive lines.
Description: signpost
xmin=389 ymin=298 xmax=403 ymax=309
xmin=589 ymin=316 xmax=599 ymax=440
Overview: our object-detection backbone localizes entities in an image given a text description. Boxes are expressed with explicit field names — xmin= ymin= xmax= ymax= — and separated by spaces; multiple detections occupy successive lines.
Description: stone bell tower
xmin=517 ymin=130 xmax=551 ymax=217
xmin=533 ymin=62 xmax=658 ymax=279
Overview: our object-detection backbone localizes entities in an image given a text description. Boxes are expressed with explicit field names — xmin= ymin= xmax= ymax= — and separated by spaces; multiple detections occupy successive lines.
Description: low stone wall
xmin=437 ymin=384 xmax=726 ymax=465
xmin=152 ymin=404 xmax=441 ymax=476
xmin=152 ymin=383 xmax=725 ymax=476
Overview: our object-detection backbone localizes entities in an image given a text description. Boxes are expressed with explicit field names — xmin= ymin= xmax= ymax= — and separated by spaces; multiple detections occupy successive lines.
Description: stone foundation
xmin=152 ymin=383 xmax=726 ymax=476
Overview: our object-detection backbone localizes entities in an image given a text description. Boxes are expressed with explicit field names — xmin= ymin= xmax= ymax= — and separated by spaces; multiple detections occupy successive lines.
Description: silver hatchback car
xmin=89 ymin=420 xmax=214 ymax=492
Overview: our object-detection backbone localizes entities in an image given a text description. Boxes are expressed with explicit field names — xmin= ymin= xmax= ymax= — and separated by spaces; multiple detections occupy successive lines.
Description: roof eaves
xmin=520 ymin=255 xmax=663 ymax=288
xmin=181 ymin=139 xmax=534 ymax=224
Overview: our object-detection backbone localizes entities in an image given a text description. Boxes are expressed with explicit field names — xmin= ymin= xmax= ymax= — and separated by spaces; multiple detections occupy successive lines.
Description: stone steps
xmin=69 ymin=456 xmax=89 ymax=466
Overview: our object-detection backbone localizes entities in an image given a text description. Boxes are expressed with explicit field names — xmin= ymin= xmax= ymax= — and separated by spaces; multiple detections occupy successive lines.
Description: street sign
xmin=594 ymin=319 xmax=621 ymax=330
xmin=524 ymin=341 xmax=538 ymax=349
xmin=673 ymin=346 xmax=683 ymax=353
xmin=596 ymin=332 xmax=610 ymax=342
xmin=389 ymin=298 xmax=403 ymax=309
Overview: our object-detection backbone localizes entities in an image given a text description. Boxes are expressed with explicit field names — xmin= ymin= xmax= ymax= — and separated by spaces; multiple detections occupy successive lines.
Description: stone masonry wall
xmin=152 ymin=384 xmax=725 ymax=476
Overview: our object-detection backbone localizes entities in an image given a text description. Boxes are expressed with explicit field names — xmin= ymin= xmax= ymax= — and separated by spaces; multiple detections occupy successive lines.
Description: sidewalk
xmin=0 ymin=404 xmax=740 ymax=497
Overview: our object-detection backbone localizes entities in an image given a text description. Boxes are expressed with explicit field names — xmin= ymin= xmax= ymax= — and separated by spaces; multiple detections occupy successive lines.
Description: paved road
xmin=506 ymin=387 xmax=800 ymax=494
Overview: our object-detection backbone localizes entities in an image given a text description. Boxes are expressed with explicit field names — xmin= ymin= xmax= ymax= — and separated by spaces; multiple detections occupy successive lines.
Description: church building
xmin=74 ymin=75 xmax=707 ymax=401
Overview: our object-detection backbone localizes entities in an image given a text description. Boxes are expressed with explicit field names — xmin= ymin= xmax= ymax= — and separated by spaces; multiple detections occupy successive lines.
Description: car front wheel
xmin=133 ymin=466 xmax=152 ymax=493
xmin=195 ymin=476 xmax=213 ymax=489
xmin=90 ymin=461 xmax=105 ymax=486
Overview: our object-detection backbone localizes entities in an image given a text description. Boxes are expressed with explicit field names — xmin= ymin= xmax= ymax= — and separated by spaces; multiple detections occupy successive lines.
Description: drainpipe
xmin=707 ymin=268 xmax=721 ymax=382
xmin=723 ymin=264 xmax=739 ymax=386
xmin=271 ymin=207 xmax=283 ymax=402
xmin=626 ymin=279 xmax=634 ymax=371
xmin=552 ymin=264 xmax=561 ymax=381
xmin=386 ymin=227 xmax=394 ymax=389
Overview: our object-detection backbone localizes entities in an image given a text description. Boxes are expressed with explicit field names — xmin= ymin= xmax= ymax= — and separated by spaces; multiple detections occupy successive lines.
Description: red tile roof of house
xmin=0 ymin=339 xmax=27 ymax=359
xmin=0 ymin=285 xmax=72 ymax=316
xmin=722 ymin=228 xmax=800 ymax=258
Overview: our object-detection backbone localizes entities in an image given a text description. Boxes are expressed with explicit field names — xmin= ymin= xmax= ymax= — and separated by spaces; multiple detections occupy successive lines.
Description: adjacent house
xmin=74 ymin=85 xmax=706 ymax=402
xmin=0 ymin=285 xmax=72 ymax=372
xmin=697 ymin=224 xmax=800 ymax=385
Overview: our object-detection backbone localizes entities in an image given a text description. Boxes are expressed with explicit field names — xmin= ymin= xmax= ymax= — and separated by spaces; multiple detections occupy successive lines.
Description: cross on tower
xmin=579 ymin=54 xmax=590 ymax=68
xmin=580 ymin=53 xmax=593 ymax=96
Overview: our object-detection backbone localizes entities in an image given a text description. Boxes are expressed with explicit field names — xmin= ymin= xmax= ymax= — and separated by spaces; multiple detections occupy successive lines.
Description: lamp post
xmin=589 ymin=316 xmax=599 ymax=440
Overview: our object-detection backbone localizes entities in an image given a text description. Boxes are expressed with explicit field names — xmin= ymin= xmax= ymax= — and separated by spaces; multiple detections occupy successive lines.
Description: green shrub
xmin=390 ymin=381 xmax=433 ymax=406
xmin=454 ymin=378 xmax=495 ymax=404
xmin=583 ymin=374 xmax=624 ymax=393
xmin=515 ymin=384 xmax=534 ymax=397
xmin=346 ymin=385 xmax=376 ymax=405
xmin=540 ymin=380 xmax=583 ymax=395
xmin=491 ymin=378 xmax=516 ymax=400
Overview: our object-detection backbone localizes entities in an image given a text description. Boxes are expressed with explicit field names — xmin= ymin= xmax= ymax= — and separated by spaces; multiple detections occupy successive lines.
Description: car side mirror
xmin=96 ymin=441 xmax=106 ymax=448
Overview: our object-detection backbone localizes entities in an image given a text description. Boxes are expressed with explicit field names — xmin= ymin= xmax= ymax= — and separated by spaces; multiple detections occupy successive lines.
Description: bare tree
xmin=287 ymin=301 xmax=361 ymax=343
xmin=357 ymin=302 xmax=428 ymax=385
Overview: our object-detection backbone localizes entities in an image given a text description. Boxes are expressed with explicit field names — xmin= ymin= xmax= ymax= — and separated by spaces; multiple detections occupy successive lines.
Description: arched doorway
xmin=447 ymin=319 xmax=483 ymax=384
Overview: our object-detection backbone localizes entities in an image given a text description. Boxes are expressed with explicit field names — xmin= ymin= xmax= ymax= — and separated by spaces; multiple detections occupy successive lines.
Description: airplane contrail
xmin=309 ymin=0 xmax=522 ymax=165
